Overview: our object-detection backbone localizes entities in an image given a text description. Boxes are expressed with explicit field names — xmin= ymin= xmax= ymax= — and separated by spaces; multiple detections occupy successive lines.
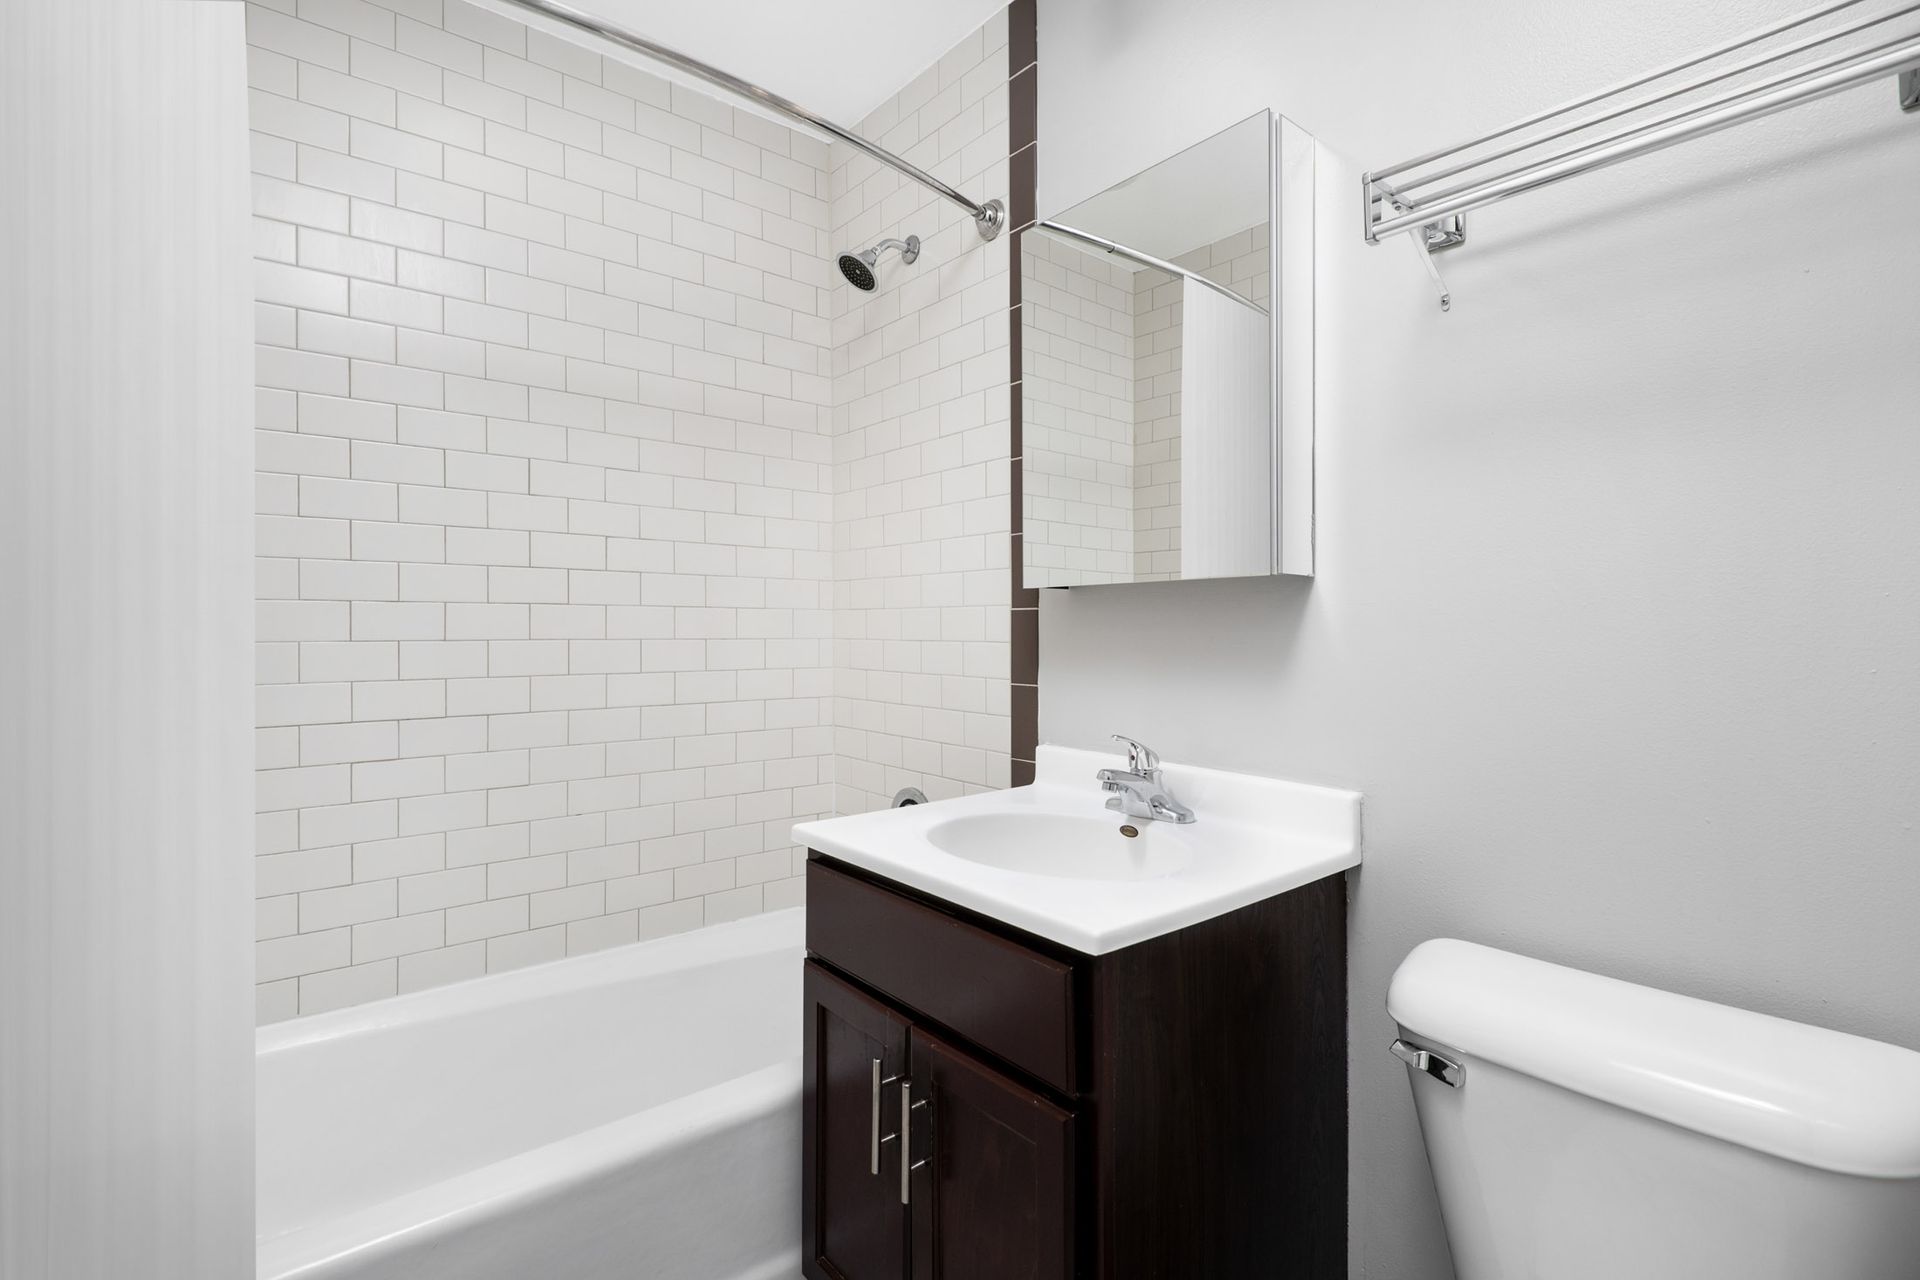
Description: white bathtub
xmin=256 ymin=909 xmax=805 ymax=1280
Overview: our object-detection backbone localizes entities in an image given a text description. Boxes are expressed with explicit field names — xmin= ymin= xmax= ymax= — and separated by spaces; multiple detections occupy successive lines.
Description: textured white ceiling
xmin=509 ymin=0 xmax=1013 ymax=126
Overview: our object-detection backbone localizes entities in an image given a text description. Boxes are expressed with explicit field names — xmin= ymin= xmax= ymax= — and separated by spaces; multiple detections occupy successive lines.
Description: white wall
xmin=0 ymin=3 xmax=256 ymax=1276
xmin=829 ymin=15 xmax=1014 ymax=814
xmin=1035 ymin=1 xmax=1920 ymax=1275
xmin=245 ymin=0 xmax=834 ymax=1020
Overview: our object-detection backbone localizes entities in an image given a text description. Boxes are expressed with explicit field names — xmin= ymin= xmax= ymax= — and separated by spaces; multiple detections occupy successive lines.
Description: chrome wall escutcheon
xmin=1391 ymin=1038 xmax=1465 ymax=1087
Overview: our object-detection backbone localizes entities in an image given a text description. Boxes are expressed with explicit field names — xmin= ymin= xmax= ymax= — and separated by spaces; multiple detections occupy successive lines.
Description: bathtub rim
xmin=257 ymin=905 xmax=804 ymax=1054
xmin=256 ymin=1054 xmax=802 ymax=1279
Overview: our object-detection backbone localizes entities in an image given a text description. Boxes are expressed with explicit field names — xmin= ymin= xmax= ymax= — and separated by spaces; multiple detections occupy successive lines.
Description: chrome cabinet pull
xmin=870 ymin=1058 xmax=899 ymax=1175
xmin=900 ymin=1080 xmax=929 ymax=1205
xmin=870 ymin=1059 xmax=882 ymax=1174
xmin=900 ymin=1081 xmax=912 ymax=1203
xmin=1391 ymin=1038 xmax=1464 ymax=1087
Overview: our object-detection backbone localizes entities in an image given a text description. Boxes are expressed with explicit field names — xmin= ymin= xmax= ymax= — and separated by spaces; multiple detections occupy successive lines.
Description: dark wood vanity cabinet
xmin=801 ymin=856 xmax=1347 ymax=1280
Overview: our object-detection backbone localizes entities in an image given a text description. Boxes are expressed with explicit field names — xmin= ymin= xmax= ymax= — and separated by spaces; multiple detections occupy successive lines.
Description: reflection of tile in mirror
xmin=1021 ymin=221 xmax=1268 ymax=588
xmin=1021 ymin=232 xmax=1138 ymax=588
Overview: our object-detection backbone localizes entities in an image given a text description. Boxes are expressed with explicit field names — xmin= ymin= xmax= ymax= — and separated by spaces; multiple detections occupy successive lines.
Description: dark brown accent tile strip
xmin=1009 ymin=143 xmax=1036 ymax=230
xmin=1009 ymin=0 xmax=1036 ymax=76
xmin=1011 ymin=604 xmax=1039 ymax=684
xmin=1009 ymin=231 xmax=1023 ymax=308
xmin=1010 ymin=415 xmax=1023 ymax=488
xmin=1011 ymin=681 xmax=1038 ymax=765
xmin=1006 ymin=305 xmax=1021 ymax=391
xmin=1010 ymin=64 xmax=1037 ymax=149
xmin=1008 ymin=0 xmax=1039 ymax=781
xmin=1009 ymin=323 xmax=1023 ymax=428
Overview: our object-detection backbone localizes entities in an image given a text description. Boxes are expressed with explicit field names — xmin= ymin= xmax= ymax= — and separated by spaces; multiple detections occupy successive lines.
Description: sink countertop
xmin=790 ymin=745 xmax=1362 ymax=956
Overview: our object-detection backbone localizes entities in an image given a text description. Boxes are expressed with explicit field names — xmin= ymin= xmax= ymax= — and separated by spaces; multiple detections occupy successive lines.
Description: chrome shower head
xmin=836 ymin=235 xmax=920 ymax=291
xmin=836 ymin=251 xmax=876 ymax=291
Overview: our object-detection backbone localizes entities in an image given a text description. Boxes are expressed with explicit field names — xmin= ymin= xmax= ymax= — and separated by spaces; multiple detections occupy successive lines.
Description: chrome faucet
xmin=1097 ymin=735 xmax=1196 ymax=825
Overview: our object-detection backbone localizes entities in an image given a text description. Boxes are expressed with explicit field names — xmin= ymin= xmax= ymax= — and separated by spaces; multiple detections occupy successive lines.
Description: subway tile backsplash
xmin=248 ymin=0 xmax=1013 ymax=1021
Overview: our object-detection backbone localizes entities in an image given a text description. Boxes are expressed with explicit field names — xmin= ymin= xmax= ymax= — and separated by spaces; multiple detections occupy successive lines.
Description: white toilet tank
xmin=1389 ymin=940 xmax=1920 ymax=1280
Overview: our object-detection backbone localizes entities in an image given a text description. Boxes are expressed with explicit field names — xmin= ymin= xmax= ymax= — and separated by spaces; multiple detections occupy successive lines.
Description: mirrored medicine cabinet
xmin=1022 ymin=109 xmax=1316 ymax=586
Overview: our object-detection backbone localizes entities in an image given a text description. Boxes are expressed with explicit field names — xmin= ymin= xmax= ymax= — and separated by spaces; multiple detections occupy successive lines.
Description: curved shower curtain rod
xmin=492 ymin=0 xmax=1007 ymax=241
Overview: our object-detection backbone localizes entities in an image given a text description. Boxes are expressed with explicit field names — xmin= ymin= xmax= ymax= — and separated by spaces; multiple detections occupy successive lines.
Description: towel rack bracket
xmin=1423 ymin=215 xmax=1468 ymax=253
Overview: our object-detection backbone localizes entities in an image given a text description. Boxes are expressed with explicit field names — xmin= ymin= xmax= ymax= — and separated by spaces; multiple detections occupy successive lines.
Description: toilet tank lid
xmin=1388 ymin=939 xmax=1920 ymax=1179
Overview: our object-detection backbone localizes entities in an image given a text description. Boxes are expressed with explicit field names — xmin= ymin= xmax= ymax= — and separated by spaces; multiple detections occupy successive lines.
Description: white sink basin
xmin=791 ymin=745 xmax=1361 ymax=955
xmin=925 ymin=812 xmax=1195 ymax=882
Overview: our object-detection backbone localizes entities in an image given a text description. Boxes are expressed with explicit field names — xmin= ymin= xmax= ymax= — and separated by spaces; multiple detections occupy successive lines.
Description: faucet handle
xmin=1110 ymin=734 xmax=1159 ymax=773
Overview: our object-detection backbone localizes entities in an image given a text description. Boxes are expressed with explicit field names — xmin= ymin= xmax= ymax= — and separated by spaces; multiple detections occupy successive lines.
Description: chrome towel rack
xmin=1363 ymin=0 xmax=1920 ymax=309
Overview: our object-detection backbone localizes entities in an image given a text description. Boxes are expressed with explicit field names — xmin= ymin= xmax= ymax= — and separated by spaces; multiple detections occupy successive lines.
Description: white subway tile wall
xmin=828 ymin=13 xmax=1014 ymax=816
xmin=248 ymin=0 xmax=839 ymax=1021
xmin=249 ymin=0 xmax=1017 ymax=1021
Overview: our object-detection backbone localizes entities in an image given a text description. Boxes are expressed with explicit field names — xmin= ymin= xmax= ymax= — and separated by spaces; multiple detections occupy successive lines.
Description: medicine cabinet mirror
xmin=1021 ymin=109 xmax=1315 ymax=585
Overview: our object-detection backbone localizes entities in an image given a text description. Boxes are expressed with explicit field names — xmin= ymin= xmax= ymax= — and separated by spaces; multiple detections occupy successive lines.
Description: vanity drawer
xmin=805 ymin=859 xmax=1079 ymax=1093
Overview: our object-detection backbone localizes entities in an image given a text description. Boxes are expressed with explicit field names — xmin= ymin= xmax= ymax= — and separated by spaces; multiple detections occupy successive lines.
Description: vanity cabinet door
xmin=804 ymin=962 xmax=909 ymax=1280
xmin=907 ymin=1026 xmax=1075 ymax=1280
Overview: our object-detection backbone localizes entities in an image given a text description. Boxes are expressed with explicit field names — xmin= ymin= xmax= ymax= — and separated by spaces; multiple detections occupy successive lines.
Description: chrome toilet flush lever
xmin=1096 ymin=735 xmax=1196 ymax=825
xmin=1391 ymin=1038 xmax=1464 ymax=1088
